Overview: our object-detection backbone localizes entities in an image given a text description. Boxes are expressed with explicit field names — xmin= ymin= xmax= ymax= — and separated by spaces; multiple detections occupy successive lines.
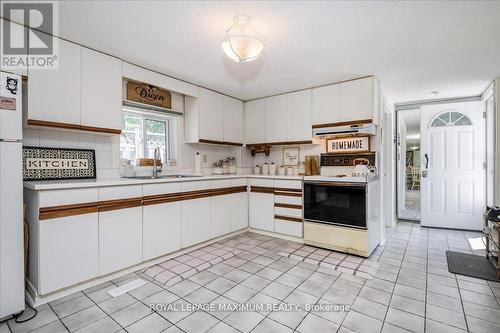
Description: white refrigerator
xmin=0 ymin=71 xmax=25 ymax=319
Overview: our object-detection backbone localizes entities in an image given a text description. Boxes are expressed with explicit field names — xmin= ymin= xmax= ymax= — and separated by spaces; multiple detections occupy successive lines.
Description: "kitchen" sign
xmin=326 ymin=136 xmax=370 ymax=154
xmin=127 ymin=81 xmax=172 ymax=109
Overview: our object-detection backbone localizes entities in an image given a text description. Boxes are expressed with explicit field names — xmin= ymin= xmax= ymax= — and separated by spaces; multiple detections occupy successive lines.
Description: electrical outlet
xmin=202 ymin=155 xmax=208 ymax=167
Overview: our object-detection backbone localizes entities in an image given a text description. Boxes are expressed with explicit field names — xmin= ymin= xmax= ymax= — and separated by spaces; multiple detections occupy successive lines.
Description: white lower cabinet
xmin=249 ymin=192 xmax=274 ymax=232
xmin=230 ymin=192 xmax=248 ymax=231
xmin=143 ymin=202 xmax=181 ymax=261
xmin=99 ymin=207 xmax=142 ymax=275
xmin=182 ymin=197 xmax=211 ymax=248
xmin=211 ymin=194 xmax=231 ymax=238
xmin=39 ymin=213 xmax=98 ymax=294
xmin=274 ymin=219 xmax=303 ymax=238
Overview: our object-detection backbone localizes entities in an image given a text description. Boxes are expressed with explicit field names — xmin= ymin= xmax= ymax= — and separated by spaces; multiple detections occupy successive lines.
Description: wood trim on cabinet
xmin=181 ymin=189 xmax=212 ymax=200
xmin=311 ymin=119 xmax=373 ymax=129
xmin=98 ymin=198 xmax=143 ymax=212
xmin=274 ymin=215 xmax=303 ymax=223
xmin=274 ymin=191 xmax=302 ymax=197
xmin=39 ymin=202 xmax=98 ymax=221
xmin=210 ymin=188 xmax=232 ymax=197
xmin=199 ymin=139 xmax=243 ymax=147
xmin=273 ymin=188 xmax=302 ymax=193
xmin=27 ymin=119 xmax=122 ymax=135
xmin=230 ymin=186 xmax=248 ymax=194
xmin=250 ymin=186 xmax=275 ymax=194
xmin=274 ymin=203 xmax=302 ymax=210
xmin=142 ymin=192 xmax=184 ymax=206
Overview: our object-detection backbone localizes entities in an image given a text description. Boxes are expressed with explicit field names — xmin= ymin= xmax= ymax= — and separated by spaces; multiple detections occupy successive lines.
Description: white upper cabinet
xmin=223 ymin=95 xmax=244 ymax=144
xmin=265 ymin=94 xmax=288 ymax=143
xmin=340 ymin=77 xmax=375 ymax=123
xmin=27 ymin=35 xmax=81 ymax=125
xmin=185 ymin=87 xmax=244 ymax=145
xmin=244 ymin=99 xmax=266 ymax=144
xmin=199 ymin=87 xmax=224 ymax=142
xmin=286 ymin=90 xmax=312 ymax=142
xmin=81 ymin=48 xmax=122 ymax=131
xmin=312 ymin=84 xmax=341 ymax=125
xmin=266 ymin=90 xmax=312 ymax=143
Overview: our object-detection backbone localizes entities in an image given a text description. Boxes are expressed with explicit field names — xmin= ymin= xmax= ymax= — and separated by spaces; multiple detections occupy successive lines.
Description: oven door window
xmin=304 ymin=183 xmax=366 ymax=229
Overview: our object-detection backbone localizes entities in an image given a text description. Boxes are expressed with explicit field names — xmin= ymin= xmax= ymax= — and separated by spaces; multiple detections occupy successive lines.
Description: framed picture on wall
xmin=283 ymin=147 xmax=300 ymax=166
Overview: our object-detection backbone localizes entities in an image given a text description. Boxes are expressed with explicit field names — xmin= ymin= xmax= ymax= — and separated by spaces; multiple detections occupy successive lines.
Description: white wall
xmin=495 ymin=78 xmax=500 ymax=205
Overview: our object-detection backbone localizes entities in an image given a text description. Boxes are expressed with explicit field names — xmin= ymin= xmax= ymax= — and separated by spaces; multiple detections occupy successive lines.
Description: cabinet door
xmin=99 ymin=207 xmax=142 ymax=275
xmin=182 ymin=197 xmax=210 ymax=247
xmin=286 ymin=90 xmax=312 ymax=142
xmin=340 ymin=77 xmax=374 ymax=122
xmin=210 ymin=194 xmax=231 ymax=238
xmin=265 ymin=95 xmax=288 ymax=143
xmin=199 ymin=88 xmax=224 ymax=141
xmin=312 ymin=84 xmax=340 ymax=125
xmin=39 ymin=213 xmax=98 ymax=294
xmin=244 ymin=99 xmax=266 ymax=144
xmin=143 ymin=202 xmax=181 ymax=261
xmin=28 ymin=35 xmax=81 ymax=125
xmin=81 ymin=48 xmax=122 ymax=131
xmin=223 ymin=97 xmax=244 ymax=144
xmin=230 ymin=192 xmax=248 ymax=231
xmin=249 ymin=192 xmax=274 ymax=232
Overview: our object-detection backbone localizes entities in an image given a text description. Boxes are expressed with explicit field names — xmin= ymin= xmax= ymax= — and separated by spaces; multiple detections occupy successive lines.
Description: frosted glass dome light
xmin=222 ymin=14 xmax=265 ymax=63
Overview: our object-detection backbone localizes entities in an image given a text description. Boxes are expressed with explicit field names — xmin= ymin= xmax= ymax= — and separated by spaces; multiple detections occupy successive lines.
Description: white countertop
xmin=23 ymin=174 xmax=304 ymax=190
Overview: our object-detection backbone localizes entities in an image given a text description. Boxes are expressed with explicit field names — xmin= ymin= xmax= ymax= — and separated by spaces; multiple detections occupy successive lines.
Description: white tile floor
xmin=3 ymin=221 xmax=500 ymax=333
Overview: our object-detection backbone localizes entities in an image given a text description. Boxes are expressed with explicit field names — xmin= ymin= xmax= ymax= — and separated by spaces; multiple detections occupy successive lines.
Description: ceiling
xmin=20 ymin=1 xmax=500 ymax=102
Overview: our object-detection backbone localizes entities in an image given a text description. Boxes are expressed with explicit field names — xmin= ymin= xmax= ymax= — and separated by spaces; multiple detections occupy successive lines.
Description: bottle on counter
xmin=253 ymin=165 xmax=261 ymax=175
xmin=228 ymin=157 xmax=237 ymax=174
xmin=261 ymin=162 xmax=269 ymax=175
xmin=269 ymin=163 xmax=277 ymax=175
xmin=194 ymin=152 xmax=202 ymax=175
xmin=278 ymin=166 xmax=286 ymax=176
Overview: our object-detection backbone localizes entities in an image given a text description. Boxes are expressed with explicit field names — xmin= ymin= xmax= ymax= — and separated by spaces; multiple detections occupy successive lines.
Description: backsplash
xmin=253 ymin=143 xmax=324 ymax=167
xmin=23 ymin=127 xmax=255 ymax=179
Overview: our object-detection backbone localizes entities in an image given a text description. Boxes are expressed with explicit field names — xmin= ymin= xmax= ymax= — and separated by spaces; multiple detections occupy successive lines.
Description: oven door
xmin=304 ymin=182 xmax=367 ymax=229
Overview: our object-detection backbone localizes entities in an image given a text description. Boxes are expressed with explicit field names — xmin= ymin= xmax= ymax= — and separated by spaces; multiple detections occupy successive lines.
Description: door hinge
xmin=483 ymin=112 xmax=487 ymax=119
xmin=483 ymin=162 xmax=487 ymax=169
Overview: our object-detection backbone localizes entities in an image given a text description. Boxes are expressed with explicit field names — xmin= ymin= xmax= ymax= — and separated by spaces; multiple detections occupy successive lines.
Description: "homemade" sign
xmin=326 ymin=136 xmax=370 ymax=154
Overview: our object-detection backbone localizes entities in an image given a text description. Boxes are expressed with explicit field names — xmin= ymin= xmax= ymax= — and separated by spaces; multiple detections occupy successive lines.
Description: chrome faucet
xmin=152 ymin=147 xmax=161 ymax=178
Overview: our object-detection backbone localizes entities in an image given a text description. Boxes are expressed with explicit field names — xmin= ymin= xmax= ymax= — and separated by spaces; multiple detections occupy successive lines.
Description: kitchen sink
xmin=123 ymin=174 xmax=203 ymax=180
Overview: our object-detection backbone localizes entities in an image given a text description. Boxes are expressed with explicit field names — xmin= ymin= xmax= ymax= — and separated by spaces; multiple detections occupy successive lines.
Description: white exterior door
xmin=420 ymin=102 xmax=485 ymax=230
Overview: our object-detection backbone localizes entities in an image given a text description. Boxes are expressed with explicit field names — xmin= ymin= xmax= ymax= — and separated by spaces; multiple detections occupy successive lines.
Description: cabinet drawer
xmin=274 ymin=195 xmax=302 ymax=206
xmin=274 ymin=219 xmax=303 ymax=237
xmin=39 ymin=188 xmax=98 ymax=208
xmin=274 ymin=179 xmax=302 ymax=190
xmin=181 ymin=181 xmax=210 ymax=192
xmin=248 ymin=178 xmax=274 ymax=187
xmin=143 ymin=183 xmax=181 ymax=196
xmin=230 ymin=178 xmax=247 ymax=187
xmin=99 ymin=185 xmax=142 ymax=201
xmin=275 ymin=206 xmax=302 ymax=219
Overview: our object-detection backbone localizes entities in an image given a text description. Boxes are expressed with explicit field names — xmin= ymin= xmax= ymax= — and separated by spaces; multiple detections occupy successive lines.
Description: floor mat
xmin=446 ymin=251 xmax=500 ymax=282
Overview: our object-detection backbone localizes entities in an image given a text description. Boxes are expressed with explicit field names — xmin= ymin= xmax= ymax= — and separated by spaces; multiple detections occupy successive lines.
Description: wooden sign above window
xmin=126 ymin=81 xmax=172 ymax=109
xmin=326 ymin=136 xmax=371 ymax=154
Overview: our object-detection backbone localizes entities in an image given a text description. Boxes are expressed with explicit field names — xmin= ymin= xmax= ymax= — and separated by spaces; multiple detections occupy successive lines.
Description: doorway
xmin=397 ymin=109 xmax=421 ymax=221
xmin=420 ymin=101 xmax=485 ymax=230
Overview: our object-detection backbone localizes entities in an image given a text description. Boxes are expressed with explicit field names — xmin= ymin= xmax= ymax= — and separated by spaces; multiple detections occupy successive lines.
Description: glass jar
xmin=221 ymin=159 xmax=229 ymax=174
xmin=228 ymin=157 xmax=237 ymax=174
xmin=212 ymin=162 xmax=222 ymax=175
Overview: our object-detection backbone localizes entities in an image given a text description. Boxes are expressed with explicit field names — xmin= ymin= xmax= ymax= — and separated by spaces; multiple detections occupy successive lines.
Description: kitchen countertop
xmin=23 ymin=174 xmax=304 ymax=190
xmin=303 ymin=175 xmax=379 ymax=183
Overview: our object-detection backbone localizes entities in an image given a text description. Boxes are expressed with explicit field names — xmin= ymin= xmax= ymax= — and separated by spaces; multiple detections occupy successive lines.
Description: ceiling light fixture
xmin=222 ymin=14 xmax=265 ymax=63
